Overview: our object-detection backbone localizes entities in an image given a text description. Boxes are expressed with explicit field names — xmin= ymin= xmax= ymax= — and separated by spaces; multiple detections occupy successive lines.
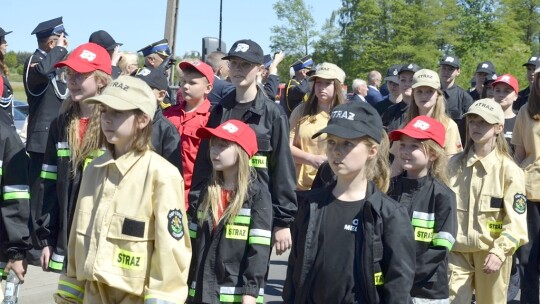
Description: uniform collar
xmin=465 ymin=148 xmax=500 ymax=173
xmin=94 ymin=150 xmax=146 ymax=176
xmin=220 ymin=88 xmax=266 ymax=116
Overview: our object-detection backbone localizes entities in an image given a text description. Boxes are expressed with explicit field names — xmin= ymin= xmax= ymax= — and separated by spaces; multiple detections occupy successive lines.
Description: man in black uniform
xmin=0 ymin=27 xmax=15 ymax=128
xmin=138 ymin=39 xmax=175 ymax=109
xmin=23 ymin=17 xmax=68 ymax=265
xmin=515 ymin=55 xmax=539 ymax=111
xmin=280 ymin=55 xmax=312 ymax=117
xmin=438 ymin=55 xmax=474 ymax=141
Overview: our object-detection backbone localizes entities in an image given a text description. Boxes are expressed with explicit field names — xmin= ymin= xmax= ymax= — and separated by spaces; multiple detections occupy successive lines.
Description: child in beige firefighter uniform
xmin=447 ymin=98 xmax=528 ymax=304
xmin=54 ymin=76 xmax=191 ymax=304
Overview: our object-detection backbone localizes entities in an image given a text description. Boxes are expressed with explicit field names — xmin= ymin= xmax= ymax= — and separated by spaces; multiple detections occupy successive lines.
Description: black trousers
xmin=517 ymin=201 xmax=540 ymax=304
xmin=26 ymin=151 xmax=44 ymax=266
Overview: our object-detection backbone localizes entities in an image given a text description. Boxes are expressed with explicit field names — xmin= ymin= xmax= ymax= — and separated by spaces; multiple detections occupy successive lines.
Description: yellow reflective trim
xmin=374 ymin=272 xmax=384 ymax=286
xmin=249 ymin=155 xmax=267 ymax=168
xmin=113 ymin=248 xmax=145 ymax=270
xmin=488 ymin=220 xmax=503 ymax=233
xmin=225 ymin=224 xmax=249 ymax=240
xmin=414 ymin=227 xmax=434 ymax=242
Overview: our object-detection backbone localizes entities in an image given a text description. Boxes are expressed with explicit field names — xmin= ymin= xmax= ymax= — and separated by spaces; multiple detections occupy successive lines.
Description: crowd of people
xmin=0 ymin=15 xmax=540 ymax=304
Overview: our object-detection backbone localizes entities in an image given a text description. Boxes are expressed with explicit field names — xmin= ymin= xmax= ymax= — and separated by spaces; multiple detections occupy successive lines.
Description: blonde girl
xmin=55 ymin=75 xmax=190 ymax=303
xmin=388 ymin=115 xmax=457 ymax=303
xmin=36 ymin=43 xmax=111 ymax=273
xmin=390 ymin=69 xmax=462 ymax=176
xmin=187 ymin=120 xmax=272 ymax=304
xmin=289 ymin=62 xmax=346 ymax=190
xmin=448 ymin=98 xmax=528 ymax=304
xmin=284 ymin=102 xmax=415 ymax=303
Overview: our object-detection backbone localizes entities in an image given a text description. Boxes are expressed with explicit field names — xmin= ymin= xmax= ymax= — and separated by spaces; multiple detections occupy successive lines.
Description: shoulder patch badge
xmin=513 ymin=193 xmax=527 ymax=214
xmin=167 ymin=209 xmax=184 ymax=240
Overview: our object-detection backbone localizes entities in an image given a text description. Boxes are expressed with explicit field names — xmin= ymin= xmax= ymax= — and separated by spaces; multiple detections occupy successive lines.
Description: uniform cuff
xmin=489 ymin=247 xmax=506 ymax=263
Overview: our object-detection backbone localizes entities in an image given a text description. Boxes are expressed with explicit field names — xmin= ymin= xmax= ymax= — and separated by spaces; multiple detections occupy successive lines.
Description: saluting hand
xmin=483 ymin=253 xmax=502 ymax=274
xmin=111 ymin=45 xmax=122 ymax=66
xmin=55 ymin=33 xmax=68 ymax=48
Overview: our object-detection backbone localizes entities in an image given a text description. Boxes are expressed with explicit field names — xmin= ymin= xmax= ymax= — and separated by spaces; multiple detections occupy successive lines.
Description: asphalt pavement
xmin=10 ymin=251 xmax=290 ymax=303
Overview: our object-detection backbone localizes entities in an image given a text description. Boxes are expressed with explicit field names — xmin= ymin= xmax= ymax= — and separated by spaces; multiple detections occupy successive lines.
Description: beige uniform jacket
xmin=57 ymin=150 xmax=191 ymax=304
xmin=448 ymin=149 xmax=528 ymax=262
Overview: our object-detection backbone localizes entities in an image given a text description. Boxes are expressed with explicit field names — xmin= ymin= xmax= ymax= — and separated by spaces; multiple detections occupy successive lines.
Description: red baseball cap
xmin=55 ymin=42 xmax=112 ymax=75
xmin=389 ymin=116 xmax=445 ymax=148
xmin=196 ymin=120 xmax=258 ymax=158
xmin=179 ymin=60 xmax=215 ymax=85
xmin=492 ymin=74 xmax=519 ymax=94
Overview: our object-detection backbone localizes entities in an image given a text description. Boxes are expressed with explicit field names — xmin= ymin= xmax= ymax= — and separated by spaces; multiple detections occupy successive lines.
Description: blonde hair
xmin=118 ymin=52 xmax=139 ymax=75
xmin=364 ymin=131 xmax=391 ymax=193
xmin=405 ymin=89 xmax=450 ymax=126
xmin=61 ymin=70 xmax=111 ymax=176
xmin=456 ymin=115 xmax=511 ymax=164
xmin=199 ymin=138 xmax=256 ymax=224
xmin=302 ymin=79 xmax=345 ymax=118
xmin=422 ymin=139 xmax=448 ymax=185
xmin=102 ymin=109 xmax=153 ymax=155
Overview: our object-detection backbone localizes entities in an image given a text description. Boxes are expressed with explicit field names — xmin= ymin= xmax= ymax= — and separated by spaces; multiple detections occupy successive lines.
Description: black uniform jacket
xmin=388 ymin=173 xmax=457 ymax=299
xmin=280 ymin=77 xmax=310 ymax=117
xmin=1 ymin=73 xmax=15 ymax=128
xmin=283 ymin=182 xmax=416 ymax=304
xmin=34 ymin=112 xmax=102 ymax=272
xmin=0 ymin=121 xmax=32 ymax=262
xmin=23 ymin=47 xmax=68 ymax=154
xmin=189 ymin=88 xmax=297 ymax=228
xmin=187 ymin=179 xmax=272 ymax=303
xmin=152 ymin=108 xmax=182 ymax=174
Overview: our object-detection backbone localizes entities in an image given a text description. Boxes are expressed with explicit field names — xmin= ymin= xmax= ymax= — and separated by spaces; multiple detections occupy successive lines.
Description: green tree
xmin=4 ymin=51 xmax=17 ymax=69
xmin=312 ymin=10 xmax=343 ymax=68
xmin=270 ymin=0 xmax=318 ymax=56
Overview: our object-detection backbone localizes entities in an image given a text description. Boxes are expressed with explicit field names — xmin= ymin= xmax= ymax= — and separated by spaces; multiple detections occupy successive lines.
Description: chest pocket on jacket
xmin=106 ymin=214 xmax=155 ymax=276
xmin=480 ymin=195 xmax=504 ymax=212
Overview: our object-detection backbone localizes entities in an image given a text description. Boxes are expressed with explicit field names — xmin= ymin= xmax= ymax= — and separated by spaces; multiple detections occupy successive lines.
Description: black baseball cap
xmin=484 ymin=73 xmax=498 ymax=85
xmin=223 ymin=39 xmax=264 ymax=64
xmin=134 ymin=67 xmax=169 ymax=91
xmin=523 ymin=55 xmax=539 ymax=67
xmin=398 ymin=63 xmax=421 ymax=75
xmin=89 ymin=30 xmax=122 ymax=51
xmin=31 ymin=17 xmax=68 ymax=39
xmin=475 ymin=61 xmax=495 ymax=74
xmin=384 ymin=64 xmax=402 ymax=83
xmin=0 ymin=27 xmax=12 ymax=38
xmin=312 ymin=101 xmax=383 ymax=143
xmin=439 ymin=55 xmax=460 ymax=68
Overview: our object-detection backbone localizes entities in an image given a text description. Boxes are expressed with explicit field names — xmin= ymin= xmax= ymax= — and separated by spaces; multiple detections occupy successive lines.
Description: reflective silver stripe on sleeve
xmin=237 ymin=208 xmax=251 ymax=216
xmin=3 ymin=185 xmax=30 ymax=192
xmin=249 ymin=229 xmax=272 ymax=238
xmin=41 ymin=164 xmax=58 ymax=172
xmin=412 ymin=211 xmax=435 ymax=221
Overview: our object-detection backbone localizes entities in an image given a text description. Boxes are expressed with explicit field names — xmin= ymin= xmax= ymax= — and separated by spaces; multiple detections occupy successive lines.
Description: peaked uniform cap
xmin=138 ymin=39 xmax=171 ymax=57
xmin=31 ymin=17 xmax=68 ymax=39
xmin=0 ymin=27 xmax=13 ymax=37
xmin=291 ymin=55 xmax=314 ymax=72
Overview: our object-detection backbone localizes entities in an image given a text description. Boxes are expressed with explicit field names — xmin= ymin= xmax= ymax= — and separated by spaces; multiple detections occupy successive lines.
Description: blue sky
xmin=2 ymin=0 xmax=341 ymax=57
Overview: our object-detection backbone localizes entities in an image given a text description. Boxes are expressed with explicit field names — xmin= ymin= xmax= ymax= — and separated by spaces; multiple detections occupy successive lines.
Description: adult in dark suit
xmin=205 ymin=51 xmax=234 ymax=105
xmin=23 ymin=17 xmax=69 ymax=265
